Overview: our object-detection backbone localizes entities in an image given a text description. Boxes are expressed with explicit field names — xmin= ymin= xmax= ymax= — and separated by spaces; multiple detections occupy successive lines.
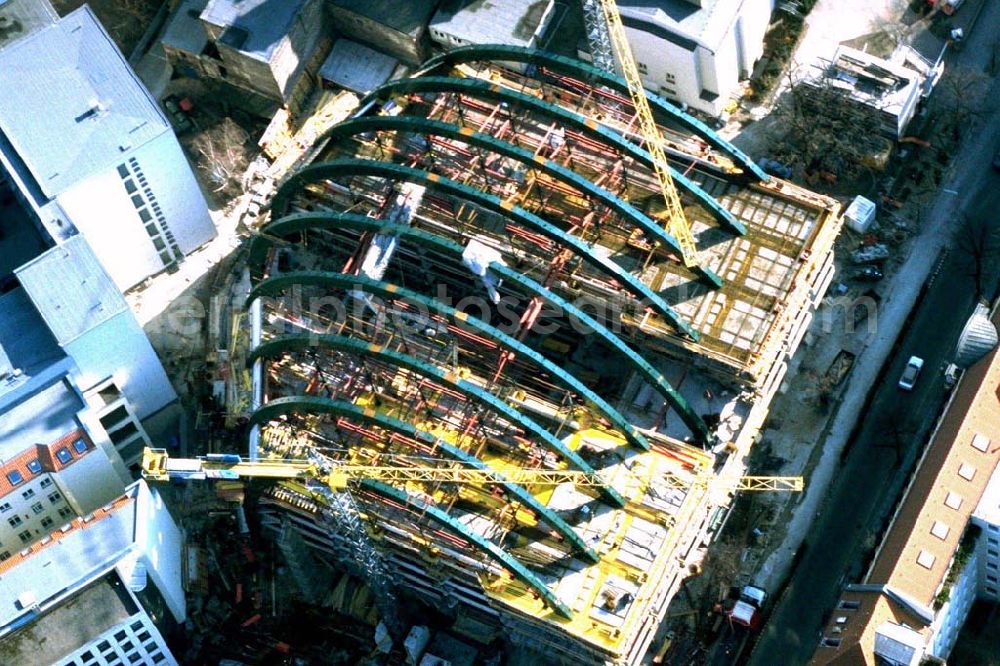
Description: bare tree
xmin=930 ymin=66 xmax=992 ymax=129
xmin=955 ymin=213 xmax=1000 ymax=300
xmin=768 ymin=61 xmax=888 ymax=183
xmin=191 ymin=118 xmax=253 ymax=200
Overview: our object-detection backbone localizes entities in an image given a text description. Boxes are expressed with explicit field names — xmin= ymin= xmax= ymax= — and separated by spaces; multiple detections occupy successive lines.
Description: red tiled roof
xmin=812 ymin=304 xmax=1000 ymax=663
xmin=0 ymin=429 xmax=94 ymax=499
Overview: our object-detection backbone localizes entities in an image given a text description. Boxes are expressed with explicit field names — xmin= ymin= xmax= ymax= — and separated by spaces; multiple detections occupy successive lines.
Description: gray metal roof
xmin=320 ymin=39 xmax=398 ymax=94
xmin=0 ymin=6 xmax=168 ymax=199
xmin=161 ymin=0 xmax=209 ymax=56
xmin=0 ymin=485 xmax=139 ymax=633
xmin=329 ymin=0 xmax=438 ymax=36
xmin=618 ymin=0 xmax=736 ymax=51
xmin=0 ymin=0 xmax=57 ymax=50
xmin=873 ymin=621 xmax=924 ymax=666
xmin=201 ymin=0 xmax=307 ymax=61
xmin=955 ymin=302 xmax=998 ymax=369
xmin=0 ymin=379 xmax=79 ymax=462
xmin=14 ymin=236 xmax=127 ymax=346
xmin=431 ymin=0 xmax=554 ymax=48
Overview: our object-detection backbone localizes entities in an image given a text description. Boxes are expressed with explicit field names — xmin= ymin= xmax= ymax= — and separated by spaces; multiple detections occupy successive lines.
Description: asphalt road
xmin=748 ymin=18 xmax=1000 ymax=666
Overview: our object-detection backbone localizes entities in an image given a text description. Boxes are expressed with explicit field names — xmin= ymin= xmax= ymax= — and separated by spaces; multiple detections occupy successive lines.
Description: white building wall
xmin=930 ymin=547 xmax=979 ymax=658
xmin=63 ymin=312 xmax=177 ymax=422
xmin=54 ymin=451 xmax=128 ymax=519
xmin=54 ymin=132 xmax=215 ymax=291
xmin=133 ymin=481 xmax=186 ymax=623
xmin=54 ymin=607 xmax=178 ymax=666
xmin=623 ymin=0 xmax=774 ymax=116
xmin=0 ymin=473 xmax=75 ymax=556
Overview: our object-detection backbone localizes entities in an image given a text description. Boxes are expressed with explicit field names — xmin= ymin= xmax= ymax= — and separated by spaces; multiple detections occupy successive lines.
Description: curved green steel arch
xmin=250 ymin=395 xmax=598 ymax=562
xmin=249 ymin=212 xmax=711 ymax=443
xmin=362 ymin=479 xmax=572 ymax=618
xmin=357 ymin=76 xmax=743 ymax=235
xmin=249 ymin=270 xmax=650 ymax=453
xmin=270 ymin=158 xmax=700 ymax=341
xmin=418 ymin=44 xmax=768 ymax=182
xmin=249 ymin=334 xmax=625 ymax=507
xmin=324 ymin=115 xmax=689 ymax=260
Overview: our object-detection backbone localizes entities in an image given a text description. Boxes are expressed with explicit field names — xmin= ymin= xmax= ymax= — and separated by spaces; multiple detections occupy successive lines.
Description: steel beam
xmin=270 ymin=158 xmax=699 ymax=341
xmin=249 ymin=334 xmax=626 ymax=506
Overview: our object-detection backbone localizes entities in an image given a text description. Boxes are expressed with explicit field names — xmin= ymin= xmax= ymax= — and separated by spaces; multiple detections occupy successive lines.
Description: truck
xmin=727 ymin=585 xmax=767 ymax=630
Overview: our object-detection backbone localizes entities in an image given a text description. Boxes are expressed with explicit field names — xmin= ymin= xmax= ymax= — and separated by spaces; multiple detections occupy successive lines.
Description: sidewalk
xmin=748 ymin=0 xmax=1000 ymax=593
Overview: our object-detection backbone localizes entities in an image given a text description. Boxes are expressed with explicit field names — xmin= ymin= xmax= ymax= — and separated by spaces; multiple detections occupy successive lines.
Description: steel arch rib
xmin=361 ymin=480 xmax=572 ymax=618
xmin=249 ymin=396 xmax=598 ymax=562
xmin=418 ymin=44 xmax=768 ymax=182
xmin=270 ymin=158 xmax=699 ymax=341
xmin=355 ymin=76 xmax=743 ymax=235
xmin=323 ymin=115 xmax=689 ymax=259
xmin=249 ymin=334 xmax=625 ymax=507
xmin=249 ymin=212 xmax=711 ymax=443
xmin=249 ymin=271 xmax=650 ymax=452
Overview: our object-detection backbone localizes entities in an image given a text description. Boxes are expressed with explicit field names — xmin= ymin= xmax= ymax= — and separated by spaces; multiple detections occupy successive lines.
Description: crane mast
xmin=594 ymin=0 xmax=701 ymax=268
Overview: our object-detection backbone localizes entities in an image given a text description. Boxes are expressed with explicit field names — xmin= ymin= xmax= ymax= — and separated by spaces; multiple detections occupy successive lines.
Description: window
xmin=7 ymin=516 xmax=21 ymax=527
xmin=988 ymin=586 xmax=998 ymax=596
xmin=131 ymin=194 xmax=144 ymax=209
xmin=931 ymin=521 xmax=950 ymax=540
xmin=18 ymin=530 xmax=31 ymax=543
xmin=21 ymin=488 xmax=34 ymax=499
xmin=139 ymin=208 xmax=153 ymax=224
xmin=838 ymin=600 xmax=860 ymax=610
xmin=988 ymin=574 xmax=998 ymax=583
xmin=55 ymin=448 xmax=72 ymax=464
xmin=637 ymin=62 xmax=648 ymax=75
xmin=0 ymin=551 xmax=9 ymax=561
xmin=664 ymin=72 xmax=676 ymax=83
xmin=31 ymin=502 xmax=43 ymax=515
xmin=40 ymin=516 xmax=53 ymax=529
xmin=917 ymin=550 xmax=936 ymax=569
xmin=991 ymin=525 xmax=1000 ymax=533
xmin=117 ymin=164 xmax=130 ymax=178
xmin=39 ymin=478 xmax=52 ymax=489
xmin=821 ymin=638 xmax=842 ymax=647
xmin=972 ymin=433 xmax=990 ymax=452
xmin=958 ymin=463 xmax=977 ymax=481
xmin=987 ymin=562 xmax=998 ymax=570
xmin=26 ymin=459 xmax=41 ymax=474
xmin=990 ymin=549 xmax=999 ymax=558
xmin=72 ymin=438 xmax=88 ymax=454
xmin=153 ymin=237 xmax=166 ymax=251
xmin=945 ymin=492 xmax=963 ymax=510
xmin=6 ymin=470 xmax=23 ymax=486
xmin=0 ymin=502 xmax=10 ymax=513
xmin=990 ymin=537 xmax=999 ymax=546
xmin=124 ymin=179 xmax=137 ymax=194
xmin=48 ymin=492 xmax=61 ymax=504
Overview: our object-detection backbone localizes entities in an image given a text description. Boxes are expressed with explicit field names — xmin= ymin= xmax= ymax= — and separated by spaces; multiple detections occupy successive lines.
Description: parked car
xmin=898 ymin=356 xmax=924 ymax=391
xmin=854 ymin=266 xmax=884 ymax=281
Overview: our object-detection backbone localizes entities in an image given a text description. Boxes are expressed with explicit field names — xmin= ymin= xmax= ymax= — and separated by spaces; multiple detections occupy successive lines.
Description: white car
xmin=898 ymin=356 xmax=924 ymax=391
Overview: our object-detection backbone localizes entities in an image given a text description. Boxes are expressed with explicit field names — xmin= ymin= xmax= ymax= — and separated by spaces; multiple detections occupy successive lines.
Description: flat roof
xmin=0 ymin=287 xmax=63 ymax=381
xmin=431 ymin=0 xmax=553 ymax=47
xmin=320 ymin=39 xmax=398 ymax=94
xmin=0 ymin=575 xmax=135 ymax=666
xmin=201 ymin=0 xmax=307 ymax=61
xmin=161 ymin=0 xmax=209 ymax=55
xmin=15 ymin=236 xmax=128 ymax=346
xmin=0 ymin=6 xmax=167 ymax=198
xmin=0 ymin=380 xmax=80 ymax=463
xmin=329 ymin=0 xmax=438 ymax=36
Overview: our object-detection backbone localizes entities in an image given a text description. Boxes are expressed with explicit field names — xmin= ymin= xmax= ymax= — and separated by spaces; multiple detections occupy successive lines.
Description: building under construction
xmin=240 ymin=45 xmax=842 ymax=664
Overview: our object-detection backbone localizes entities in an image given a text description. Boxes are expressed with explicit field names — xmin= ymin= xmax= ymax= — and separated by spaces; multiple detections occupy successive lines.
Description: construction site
xmin=196 ymin=43 xmax=847 ymax=665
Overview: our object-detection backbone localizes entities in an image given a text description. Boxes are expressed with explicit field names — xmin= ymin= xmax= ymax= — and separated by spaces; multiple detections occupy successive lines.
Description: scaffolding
xmin=242 ymin=46 xmax=842 ymax=665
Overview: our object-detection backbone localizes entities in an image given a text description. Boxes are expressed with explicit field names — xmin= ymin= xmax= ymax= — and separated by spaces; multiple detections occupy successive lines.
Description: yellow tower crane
xmin=597 ymin=0 xmax=701 ymax=268
xmin=141 ymin=448 xmax=803 ymax=492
